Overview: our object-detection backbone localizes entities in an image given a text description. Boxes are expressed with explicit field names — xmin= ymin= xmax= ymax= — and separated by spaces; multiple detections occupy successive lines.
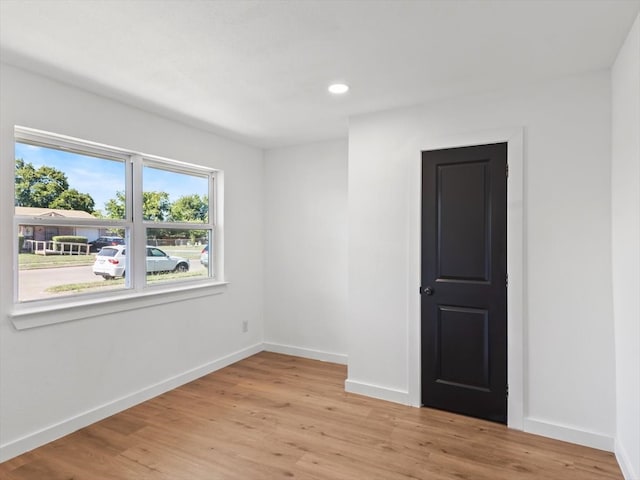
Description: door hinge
xmin=506 ymin=384 xmax=509 ymax=398
xmin=506 ymin=163 xmax=509 ymax=178
xmin=506 ymin=273 xmax=509 ymax=288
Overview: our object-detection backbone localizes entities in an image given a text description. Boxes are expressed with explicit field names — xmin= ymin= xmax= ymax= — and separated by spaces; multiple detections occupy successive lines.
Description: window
xmin=13 ymin=126 xmax=221 ymax=309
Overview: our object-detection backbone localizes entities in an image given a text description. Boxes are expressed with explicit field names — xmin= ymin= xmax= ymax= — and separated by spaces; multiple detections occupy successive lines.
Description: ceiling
xmin=1 ymin=0 xmax=638 ymax=149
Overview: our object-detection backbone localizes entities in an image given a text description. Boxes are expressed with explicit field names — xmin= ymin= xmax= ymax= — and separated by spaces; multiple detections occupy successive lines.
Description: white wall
xmin=0 ymin=64 xmax=264 ymax=460
xmin=611 ymin=13 xmax=640 ymax=480
xmin=264 ymin=140 xmax=348 ymax=364
xmin=347 ymin=71 xmax=616 ymax=450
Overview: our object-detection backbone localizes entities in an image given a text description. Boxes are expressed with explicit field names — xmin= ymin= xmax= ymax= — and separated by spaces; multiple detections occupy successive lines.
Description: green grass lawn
xmin=46 ymin=270 xmax=205 ymax=293
xmin=156 ymin=245 xmax=203 ymax=261
xmin=19 ymin=253 xmax=95 ymax=269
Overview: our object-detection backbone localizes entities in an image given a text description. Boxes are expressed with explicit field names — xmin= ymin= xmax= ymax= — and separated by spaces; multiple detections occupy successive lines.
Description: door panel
xmin=437 ymin=305 xmax=489 ymax=390
xmin=421 ymin=142 xmax=507 ymax=424
xmin=437 ymin=162 xmax=490 ymax=282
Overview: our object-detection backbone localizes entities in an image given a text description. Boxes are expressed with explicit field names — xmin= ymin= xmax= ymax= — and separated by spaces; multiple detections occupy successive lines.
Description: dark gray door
xmin=421 ymin=142 xmax=507 ymax=424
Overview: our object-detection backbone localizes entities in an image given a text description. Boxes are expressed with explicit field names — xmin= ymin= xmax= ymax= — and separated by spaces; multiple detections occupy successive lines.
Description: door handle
xmin=421 ymin=286 xmax=434 ymax=296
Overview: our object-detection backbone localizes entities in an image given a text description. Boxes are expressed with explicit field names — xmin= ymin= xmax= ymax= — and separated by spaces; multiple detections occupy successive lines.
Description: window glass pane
xmin=145 ymin=228 xmax=211 ymax=285
xmin=142 ymin=165 xmax=208 ymax=223
xmin=15 ymin=142 xmax=126 ymax=219
xmin=17 ymin=226 xmax=130 ymax=302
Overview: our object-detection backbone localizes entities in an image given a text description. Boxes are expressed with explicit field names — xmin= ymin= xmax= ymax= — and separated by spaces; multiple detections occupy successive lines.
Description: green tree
xmin=104 ymin=191 xmax=171 ymax=221
xmin=104 ymin=191 xmax=126 ymax=219
xmin=50 ymin=188 xmax=95 ymax=213
xmin=143 ymin=191 xmax=171 ymax=222
xmin=170 ymin=194 xmax=208 ymax=223
xmin=15 ymin=158 xmax=95 ymax=213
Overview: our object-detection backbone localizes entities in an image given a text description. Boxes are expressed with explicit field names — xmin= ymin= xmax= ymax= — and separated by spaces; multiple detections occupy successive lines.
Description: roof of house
xmin=15 ymin=206 xmax=97 ymax=219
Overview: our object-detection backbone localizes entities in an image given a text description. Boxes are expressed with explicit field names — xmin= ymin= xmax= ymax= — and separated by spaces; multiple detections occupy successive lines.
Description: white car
xmin=200 ymin=245 xmax=209 ymax=267
xmin=92 ymin=245 xmax=190 ymax=279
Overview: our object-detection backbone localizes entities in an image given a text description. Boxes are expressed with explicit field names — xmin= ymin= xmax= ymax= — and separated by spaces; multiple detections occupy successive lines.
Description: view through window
xmin=14 ymin=128 xmax=217 ymax=304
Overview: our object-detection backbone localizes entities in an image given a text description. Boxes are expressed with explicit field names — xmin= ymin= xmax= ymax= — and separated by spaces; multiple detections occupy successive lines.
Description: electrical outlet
xmin=242 ymin=320 xmax=248 ymax=333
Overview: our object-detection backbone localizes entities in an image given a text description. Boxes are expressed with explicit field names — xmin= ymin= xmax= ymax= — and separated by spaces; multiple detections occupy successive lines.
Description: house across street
xmin=16 ymin=206 xmax=102 ymax=245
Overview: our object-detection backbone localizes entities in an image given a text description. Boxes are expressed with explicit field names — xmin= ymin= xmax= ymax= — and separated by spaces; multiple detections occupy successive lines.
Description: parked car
xmin=89 ymin=236 xmax=124 ymax=252
xmin=92 ymin=245 xmax=190 ymax=279
xmin=200 ymin=245 xmax=209 ymax=267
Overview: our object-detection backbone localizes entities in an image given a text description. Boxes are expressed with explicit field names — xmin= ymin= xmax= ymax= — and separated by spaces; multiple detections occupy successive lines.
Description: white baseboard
xmin=615 ymin=439 xmax=639 ymax=480
xmin=0 ymin=342 xmax=263 ymax=462
xmin=345 ymin=378 xmax=412 ymax=405
xmin=523 ymin=418 xmax=614 ymax=452
xmin=263 ymin=342 xmax=347 ymax=365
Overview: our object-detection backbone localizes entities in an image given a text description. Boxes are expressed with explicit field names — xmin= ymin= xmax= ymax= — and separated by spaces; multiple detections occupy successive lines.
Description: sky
xmin=15 ymin=142 xmax=208 ymax=213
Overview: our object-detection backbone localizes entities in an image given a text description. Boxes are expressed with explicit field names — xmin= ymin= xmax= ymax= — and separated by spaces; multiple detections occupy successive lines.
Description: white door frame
xmin=407 ymin=127 xmax=524 ymax=430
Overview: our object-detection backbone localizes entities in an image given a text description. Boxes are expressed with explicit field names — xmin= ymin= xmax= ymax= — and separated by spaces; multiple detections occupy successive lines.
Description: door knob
xmin=422 ymin=286 xmax=434 ymax=296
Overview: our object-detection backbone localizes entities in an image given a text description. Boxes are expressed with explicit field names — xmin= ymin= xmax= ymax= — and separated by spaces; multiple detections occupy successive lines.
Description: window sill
xmin=10 ymin=281 xmax=229 ymax=330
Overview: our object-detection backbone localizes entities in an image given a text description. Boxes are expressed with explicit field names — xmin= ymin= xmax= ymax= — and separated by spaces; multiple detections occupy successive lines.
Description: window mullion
xmin=130 ymin=155 xmax=145 ymax=291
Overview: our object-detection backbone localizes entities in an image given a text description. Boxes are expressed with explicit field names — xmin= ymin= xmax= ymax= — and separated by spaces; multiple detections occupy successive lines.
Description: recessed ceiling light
xmin=328 ymin=83 xmax=349 ymax=94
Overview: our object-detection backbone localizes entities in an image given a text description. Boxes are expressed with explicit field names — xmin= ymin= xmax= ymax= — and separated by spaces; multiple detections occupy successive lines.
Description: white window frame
xmin=11 ymin=126 xmax=226 ymax=330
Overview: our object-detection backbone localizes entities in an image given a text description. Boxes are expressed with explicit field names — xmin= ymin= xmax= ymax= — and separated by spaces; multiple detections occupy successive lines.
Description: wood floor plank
xmin=0 ymin=352 xmax=623 ymax=479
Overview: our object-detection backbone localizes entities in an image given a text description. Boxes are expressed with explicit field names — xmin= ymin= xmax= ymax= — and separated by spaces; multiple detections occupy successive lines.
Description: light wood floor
xmin=0 ymin=352 xmax=622 ymax=479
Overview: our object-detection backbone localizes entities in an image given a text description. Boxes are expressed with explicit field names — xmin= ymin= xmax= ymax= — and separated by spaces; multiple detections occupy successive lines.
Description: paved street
xmin=19 ymin=265 xmax=103 ymax=302
xmin=18 ymin=261 xmax=205 ymax=302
